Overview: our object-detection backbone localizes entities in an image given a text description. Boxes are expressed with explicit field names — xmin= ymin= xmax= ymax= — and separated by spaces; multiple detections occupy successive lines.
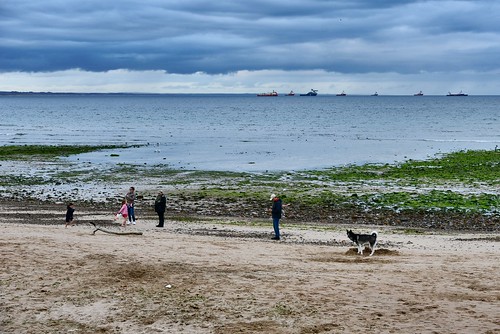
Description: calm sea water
xmin=1 ymin=94 xmax=499 ymax=171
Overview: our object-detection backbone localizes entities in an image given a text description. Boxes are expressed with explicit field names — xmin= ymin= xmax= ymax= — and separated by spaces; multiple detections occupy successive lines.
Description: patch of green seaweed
xmin=307 ymin=149 xmax=500 ymax=185
xmin=0 ymin=144 xmax=131 ymax=160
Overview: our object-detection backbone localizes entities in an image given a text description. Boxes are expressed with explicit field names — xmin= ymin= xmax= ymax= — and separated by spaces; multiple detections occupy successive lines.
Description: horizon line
xmin=1 ymin=90 xmax=496 ymax=97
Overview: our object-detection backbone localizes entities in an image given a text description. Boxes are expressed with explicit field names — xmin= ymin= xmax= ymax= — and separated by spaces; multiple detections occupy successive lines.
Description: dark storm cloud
xmin=1 ymin=0 xmax=499 ymax=75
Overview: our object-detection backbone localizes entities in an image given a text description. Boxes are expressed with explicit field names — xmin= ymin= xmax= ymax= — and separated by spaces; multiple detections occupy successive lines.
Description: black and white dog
xmin=346 ymin=230 xmax=378 ymax=256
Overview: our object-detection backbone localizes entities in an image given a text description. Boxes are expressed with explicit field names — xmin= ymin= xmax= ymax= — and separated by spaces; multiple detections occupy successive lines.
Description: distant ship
xmin=300 ymin=89 xmax=318 ymax=96
xmin=371 ymin=92 xmax=379 ymax=96
xmin=336 ymin=91 xmax=347 ymax=96
xmin=414 ymin=91 xmax=424 ymax=96
xmin=447 ymin=91 xmax=468 ymax=96
xmin=257 ymin=90 xmax=278 ymax=97
xmin=285 ymin=90 xmax=295 ymax=96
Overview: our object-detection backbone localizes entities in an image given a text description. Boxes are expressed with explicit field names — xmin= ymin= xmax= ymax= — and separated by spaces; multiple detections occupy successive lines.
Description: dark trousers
xmin=157 ymin=212 xmax=165 ymax=227
xmin=127 ymin=205 xmax=135 ymax=222
xmin=273 ymin=217 xmax=280 ymax=238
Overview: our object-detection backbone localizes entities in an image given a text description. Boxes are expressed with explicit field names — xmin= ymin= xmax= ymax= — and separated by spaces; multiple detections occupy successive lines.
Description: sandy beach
xmin=1 ymin=201 xmax=499 ymax=334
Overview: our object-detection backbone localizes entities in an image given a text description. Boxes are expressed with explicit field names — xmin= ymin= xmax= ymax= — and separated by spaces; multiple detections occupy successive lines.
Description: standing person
xmin=65 ymin=203 xmax=76 ymax=227
xmin=115 ymin=200 xmax=129 ymax=227
xmin=154 ymin=191 xmax=167 ymax=228
xmin=126 ymin=187 xmax=136 ymax=225
xmin=270 ymin=194 xmax=283 ymax=240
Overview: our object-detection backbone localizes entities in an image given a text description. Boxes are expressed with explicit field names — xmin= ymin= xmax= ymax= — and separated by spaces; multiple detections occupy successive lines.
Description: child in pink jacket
xmin=115 ymin=200 xmax=129 ymax=227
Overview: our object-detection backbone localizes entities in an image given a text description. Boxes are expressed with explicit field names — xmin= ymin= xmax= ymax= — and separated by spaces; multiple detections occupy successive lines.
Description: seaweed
xmin=0 ymin=144 xmax=130 ymax=160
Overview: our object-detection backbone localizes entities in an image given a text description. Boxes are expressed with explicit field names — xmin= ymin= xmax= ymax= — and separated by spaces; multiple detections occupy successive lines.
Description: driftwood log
xmin=89 ymin=222 xmax=143 ymax=236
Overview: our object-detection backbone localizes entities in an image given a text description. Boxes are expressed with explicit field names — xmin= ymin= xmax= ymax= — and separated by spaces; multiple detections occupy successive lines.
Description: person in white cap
xmin=270 ymin=193 xmax=282 ymax=240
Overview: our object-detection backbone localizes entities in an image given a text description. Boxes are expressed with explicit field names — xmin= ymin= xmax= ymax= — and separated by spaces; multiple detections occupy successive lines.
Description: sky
xmin=1 ymin=0 xmax=499 ymax=95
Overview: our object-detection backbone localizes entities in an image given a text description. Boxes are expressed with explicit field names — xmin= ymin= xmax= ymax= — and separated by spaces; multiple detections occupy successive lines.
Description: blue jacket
xmin=272 ymin=198 xmax=282 ymax=219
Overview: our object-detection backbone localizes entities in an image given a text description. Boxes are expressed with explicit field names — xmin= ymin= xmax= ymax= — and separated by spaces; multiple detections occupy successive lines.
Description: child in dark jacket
xmin=65 ymin=203 xmax=76 ymax=227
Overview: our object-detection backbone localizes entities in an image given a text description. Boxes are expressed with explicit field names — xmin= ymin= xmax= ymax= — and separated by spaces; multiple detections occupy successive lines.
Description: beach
xmin=1 ymin=200 xmax=499 ymax=333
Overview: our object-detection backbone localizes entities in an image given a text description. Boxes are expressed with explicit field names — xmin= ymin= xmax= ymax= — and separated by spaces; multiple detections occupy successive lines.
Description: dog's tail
xmin=371 ymin=231 xmax=378 ymax=237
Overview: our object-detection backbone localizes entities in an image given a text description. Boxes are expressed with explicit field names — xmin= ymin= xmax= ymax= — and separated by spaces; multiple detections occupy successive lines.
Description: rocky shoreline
xmin=1 ymin=148 xmax=498 ymax=233
xmin=2 ymin=193 xmax=498 ymax=232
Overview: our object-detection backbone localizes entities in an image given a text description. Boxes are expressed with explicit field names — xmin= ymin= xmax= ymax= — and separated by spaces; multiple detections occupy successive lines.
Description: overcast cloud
xmin=1 ymin=0 xmax=499 ymax=94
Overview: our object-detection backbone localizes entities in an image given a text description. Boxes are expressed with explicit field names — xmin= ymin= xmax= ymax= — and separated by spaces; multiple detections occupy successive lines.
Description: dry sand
xmin=1 ymin=204 xmax=499 ymax=334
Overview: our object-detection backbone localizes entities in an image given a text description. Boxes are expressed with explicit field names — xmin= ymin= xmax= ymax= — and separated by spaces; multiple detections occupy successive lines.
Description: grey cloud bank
xmin=1 ymin=0 xmax=499 ymax=94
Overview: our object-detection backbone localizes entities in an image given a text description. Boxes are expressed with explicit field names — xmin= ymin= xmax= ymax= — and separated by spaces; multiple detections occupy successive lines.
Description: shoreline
xmin=1 ymin=148 xmax=499 ymax=232
xmin=0 ymin=195 xmax=500 ymax=233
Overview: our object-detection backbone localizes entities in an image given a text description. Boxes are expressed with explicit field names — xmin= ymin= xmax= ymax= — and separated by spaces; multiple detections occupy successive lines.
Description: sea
xmin=1 ymin=94 xmax=499 ymax=172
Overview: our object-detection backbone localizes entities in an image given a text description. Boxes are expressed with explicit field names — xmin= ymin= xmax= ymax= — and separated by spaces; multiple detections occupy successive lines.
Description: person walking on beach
xmin=65 ymin=203 xmax=76 ymax=227
xmin=115 ymin=200 xmax=129 ymax=227
xmin=126 ymin=187 xmax=137 ymax=225
xmin=270 ymin=194 xmax=283 ymax=240
xmin=154 ymin=191 xmax=167 ymax=227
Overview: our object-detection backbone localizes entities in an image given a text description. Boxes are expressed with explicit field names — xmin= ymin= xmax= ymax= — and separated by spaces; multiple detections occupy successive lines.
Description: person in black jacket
xmin=270 ymin=194 xmax=282 ymax=240
xmin=154 ymin=191 xmax=167 ymax=227
xmin=65 ymin=203 xmax=76 ymax=227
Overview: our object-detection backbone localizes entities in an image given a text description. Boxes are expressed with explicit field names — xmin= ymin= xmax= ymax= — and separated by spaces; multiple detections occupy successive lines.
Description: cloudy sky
xmin=1 ymin=0 xmax=499 ymax=94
